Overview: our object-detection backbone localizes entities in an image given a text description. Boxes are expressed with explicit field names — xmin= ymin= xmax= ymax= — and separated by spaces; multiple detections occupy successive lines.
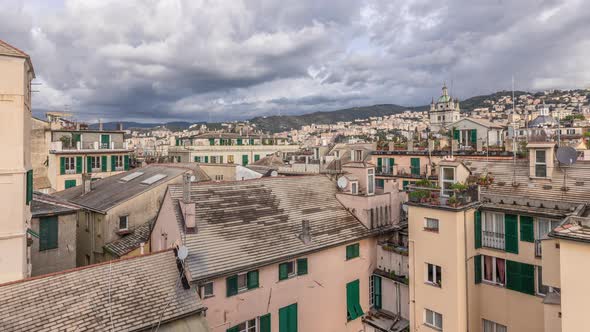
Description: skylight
xmin=120 ymin=172 xmax=144 ymax=182
xmin=140 ymin=174 xmax=168 ymax=185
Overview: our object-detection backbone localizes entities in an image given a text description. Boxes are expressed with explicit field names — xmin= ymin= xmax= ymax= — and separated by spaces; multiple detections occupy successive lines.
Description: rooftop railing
xmin=408 ymin=184 xmax=479 ymax=208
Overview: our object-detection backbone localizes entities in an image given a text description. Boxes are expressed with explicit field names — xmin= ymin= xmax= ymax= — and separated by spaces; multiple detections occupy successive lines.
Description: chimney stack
xmin=98 ymin=119 xmax=103 ymax=131
xmin=180 ymin=173 xmax=196 ymax=233
xmin=299 ymin=219 xmax=311 ymax=244
xmin=182 ymin=173 xmax=191 ymax=203
xmin=82 ymin=173 xmax=92 ymax=194
xmin=117 ymin=122 xmax=124 ymax=131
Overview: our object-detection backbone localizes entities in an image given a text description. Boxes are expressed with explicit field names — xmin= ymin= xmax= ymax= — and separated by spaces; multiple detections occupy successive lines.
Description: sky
xmin=2 ymin=0 xmax=589 ymax=123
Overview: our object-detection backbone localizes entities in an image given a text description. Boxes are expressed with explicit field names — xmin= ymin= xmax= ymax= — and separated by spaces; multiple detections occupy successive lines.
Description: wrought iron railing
xmin=483 ymin=231 xmax=505 ymax=250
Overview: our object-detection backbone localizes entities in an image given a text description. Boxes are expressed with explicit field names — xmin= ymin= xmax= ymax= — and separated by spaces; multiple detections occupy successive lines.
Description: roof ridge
xmin=0 ymin=39 xmax=29 ymax=57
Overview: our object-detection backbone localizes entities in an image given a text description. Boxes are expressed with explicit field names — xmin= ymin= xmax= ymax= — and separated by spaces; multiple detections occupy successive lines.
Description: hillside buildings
xmin=0 ymin=40 xmax=35 ymax=283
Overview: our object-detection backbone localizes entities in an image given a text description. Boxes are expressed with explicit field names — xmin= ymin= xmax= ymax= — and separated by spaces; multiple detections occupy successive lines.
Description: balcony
xmin=407 ymin=183 xmax=479 ymax=209
xmin=376 ymin=165 xmax=429 ymax=178
xmin=50 ymin=141 xmax=129 ymax=152
xmin=483 ymin=231 xmax=505 ymax=250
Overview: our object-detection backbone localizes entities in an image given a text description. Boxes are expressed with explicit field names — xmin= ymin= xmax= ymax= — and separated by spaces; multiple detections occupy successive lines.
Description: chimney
xmin=180 ymin=173 xmax=196 ymax=233
xmin=82 ymin=173 xmax=92 ymax=194
xmin=98 ymin=119 xmax=103 ymax=131
xmin=299 ymin=219 xmax=311 ymax=244
xmin=117 ymin=122 xmax=124 ymax=131
xmin=75 ymin=123 xmax=80 ymax=131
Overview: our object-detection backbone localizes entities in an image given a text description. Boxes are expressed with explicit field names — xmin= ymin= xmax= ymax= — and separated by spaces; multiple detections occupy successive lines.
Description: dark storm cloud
xmin=3 ymin=0 xmax=589 ymax=122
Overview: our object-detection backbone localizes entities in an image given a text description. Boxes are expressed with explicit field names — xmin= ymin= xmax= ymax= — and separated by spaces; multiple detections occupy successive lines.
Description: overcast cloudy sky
xmin=2 ymin=0 xmax=589 ymax=122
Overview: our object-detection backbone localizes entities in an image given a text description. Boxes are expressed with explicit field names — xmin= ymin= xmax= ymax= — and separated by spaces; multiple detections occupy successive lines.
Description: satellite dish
xmin=177 ymin=245 xmax=189 ymax=260
xmin=556 ymin=146 xmax=577 ymax=166
xmin=337 ymin=177 xmax=348 ymax=189
xmin=270 ymin=170 xmax=278 ymax=177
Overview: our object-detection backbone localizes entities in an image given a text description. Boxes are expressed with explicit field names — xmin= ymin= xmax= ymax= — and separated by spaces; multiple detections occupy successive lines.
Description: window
xmin=354 ymin=150 xmax=363 ymax=161
xmin=537 ymin=218 xmax=560 ymax=240
xmin=346 ymin=280 xmax=363 ymax=321
xmin=39 ymin=216 xmax=58 ymax=251
xmin=228 ymin=155 xmax=235 ymax=164
xmin=346 ymin=243 xmax=360 ymax=260
xmin=482 ymin=212 xmax=505 ymax=250
xmin=279 ymin=261 xmax=295 ymax=281
xmin=26 ymin=169 xmax=33 ymax=205
xmin=202 ymin=282 xmax=214 ymax=298
xmin=535 ymin=150 xmax=547 ymax=177
xmin=483 ymin=256 xmax=506 ymax=286
xmin=226 ymin=270 xmax=258 ymax=297
xmin=119 ymin=216 xmax=128 ymax=231
xmin=426 ymin=263 xmax=442 ymax=286
xmin=367 ymin=169 xmax=375 ymax=195
xmin=113 ymin=155 xmax=124 ymax=170
xmin=227 ymin=319 xmax=257 ymax=332
xmin=85 ymin=212 xmax=90 ymax=232
xmin=425 ymin=309 xmax=443 ymax=330
xmin=279 ymin=303 xmax=298 ymax=332
xmin=424 ymin=218 xmax=439 ymax=232
xmin=65 ymin=179 xmax=77 ymax=189
xmin=90 ymin=156 xmax=101 ymax=171
xmin=441 ymin=167 xmax=455 ymax=196
xmin=483 ymin=319 xmax=507 ymax=332
xmin=536 ymin=266 xmax=549 ymax=296
xmin=351 ymin=182 xmax=358 ymax=195
xmin=64 ymin=157 xmax=76 ymax=174
xmin=215 ymin=175 xmax=224 ymax=181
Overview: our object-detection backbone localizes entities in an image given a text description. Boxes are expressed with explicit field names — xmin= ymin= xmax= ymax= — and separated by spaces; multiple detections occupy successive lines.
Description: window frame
xmin=535 ymin=150 xmax=547 ymax=178
xmin=482 ymin=212 xmax=505 ymax=250
xmin=64 ymin=156 xmax=76 ymax=174
xmin=425 ymin=263 xmax=442 ymax=287
xmin=118 ymin=215 xmax=129 ymax=231
xmin=114 ymin=155 xmax=124 ymax=170
xmin=237 ymin=272 xmax=248 ymax=292
xmin=367 ymin=169 xmax=375 ymax=195
xmin=91 ymin=156 xmax=102 ymax=171
xmin=424 ymin=218 xmax=439 ymax=232
xmin=202 ymin=281 xmax=214 ymax=298
xmin=424 ymin=308 xmax=443 ymax=330
xmin=483 ymin=318 xmax=507 ymax=332
xmin=536 ymin=265 xmax=549 ymax=296
xmin=482 ymin=255 xmax=506 ymax=286
xmin=440 ymin=166 xmax=456 ymax=197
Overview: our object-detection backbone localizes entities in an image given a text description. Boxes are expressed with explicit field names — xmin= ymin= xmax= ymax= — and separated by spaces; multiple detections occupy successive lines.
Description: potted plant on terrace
xmin=448 ymin=195 xmax=460 ymax=207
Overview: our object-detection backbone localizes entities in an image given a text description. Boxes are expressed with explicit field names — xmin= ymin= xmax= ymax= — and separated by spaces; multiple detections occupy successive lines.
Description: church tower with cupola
xmin=429 ymin=83 xmax=461 ymax=132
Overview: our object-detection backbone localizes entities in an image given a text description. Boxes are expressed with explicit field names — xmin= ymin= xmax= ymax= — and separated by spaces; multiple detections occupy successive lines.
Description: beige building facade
xmin=0 ymin=40 xmax=35 ymax=282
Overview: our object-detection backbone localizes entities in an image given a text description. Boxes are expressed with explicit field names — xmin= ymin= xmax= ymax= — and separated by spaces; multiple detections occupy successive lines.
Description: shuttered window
xmin=247 ymin=270 xmax=259 ymax=289
xmin=226 ymin=270 xmax=258 ymax=297
xmin=402 ymin=180 xmax=409 ymax=191
xmin=86 ymin=156 xmax=92 ymax=173
xmin=124 ymin=155 xmax=130 ymax=170
xmin=279 ymin=303 xmax=297 ymax=332
xmin=504 ymin=214 xmax=519 ymax=254
xmin=242 ymin=155 xmax=249 ymax=166
xmin=76 ymin=156 xmax=83 ymax=174
xmin=260 ymin=314 xmax=271 ymax=332
xmin=26 ymin=169 xmax=33 ymax=205
xmin=60 ymin=157 xmax=66 ymax=175
xmin=297 ymin=258 xmax=308 ymax=276
xmin=101 ymin=156 xmax=108 ymax=172
xmin=39 ymin=216 xmax=58 ymax=251
xmin=65 ymin=179 xmax=77 ymax=189
xmin=346 ymin=279 xmax=363 ymax=321
xmin=520 ymin=215 xmax=534 ymax=242
xmin=474 ymin=255 xmax=482 ymax=284
xmin=254 ymin=154 xmax=260 ymax=162
xmin=410 ymin=158 xmax=420 ymax=176
xmin=506 ymin=260 xmax=535 ymax=295
xmin=226 ymin=275 xmax=238 ymax=297
xmin=474 ymin=210 xmax=482 ymax=248
xmin=346 ymin=243 xmax=360 ymax=260
xmin=372 ymin=275 xmax=382 ymax=309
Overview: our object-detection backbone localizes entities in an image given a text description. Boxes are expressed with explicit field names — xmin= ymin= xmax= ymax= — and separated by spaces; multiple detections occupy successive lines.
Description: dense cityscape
xmin=2 ymin=1 xmax=590 ymax=331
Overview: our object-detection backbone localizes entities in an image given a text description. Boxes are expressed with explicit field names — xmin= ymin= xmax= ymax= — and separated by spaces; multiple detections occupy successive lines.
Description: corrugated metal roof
xmin=0 ymin=250 xmax=204 ymax=331
xmin=169 ymin=175 xmax=372 ymax=282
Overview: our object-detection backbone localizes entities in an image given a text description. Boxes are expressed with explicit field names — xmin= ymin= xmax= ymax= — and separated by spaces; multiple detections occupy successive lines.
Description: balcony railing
xmin=483 ymin=231 xmax=505 ymax=250
xmin=407 ymin=185 xmax=479 ymax=208
xmin=50 ymin=141 xmax=129 ymax=151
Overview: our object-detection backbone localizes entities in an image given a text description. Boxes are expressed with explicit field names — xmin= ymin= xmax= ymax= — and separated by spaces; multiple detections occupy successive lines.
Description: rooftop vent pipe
xmin=299 ymin=219 xmax=311 ymax=244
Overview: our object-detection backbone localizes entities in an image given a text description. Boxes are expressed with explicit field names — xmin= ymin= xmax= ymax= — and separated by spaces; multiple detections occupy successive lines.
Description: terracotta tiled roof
xmin=0 ymin=250 xmax=205 ymax=331
xmin=104 ymin=219 xmax=154 ymax=257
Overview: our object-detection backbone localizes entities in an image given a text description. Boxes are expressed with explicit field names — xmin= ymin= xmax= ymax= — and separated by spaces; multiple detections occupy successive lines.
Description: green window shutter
xmin=40 ymin=216 xmax=58 ymax=251
xmin=389 ymin=158 xmax=395 ymax=171
xmin=60 ymin=157 xmax=66 ymax=175
xmin=354 ymin=243 xmax=360 ymax=257
xmin=505 ymin=214 xmax=519 ymax=254
xmin=242 ymin=155 xmax=249 ymax=166
xmin=250 ymin=138 xmax=254 ymax=145
xmin=297 ymin=258 xmax=308 ymax=275
xmin=470 ymin=129 xmax=477 ymax=144
xmin=237 ymin=138 xmax=243 ymax=145
xmin=403 ymin=180 xmax=409 ymax=190
xmin=507 ymin=260 xmax=534 ymax=295
xmin=279 ymin=303 xmax=297 ymax=332
xmin=204 ymin=156 xmax=209 ymax=163
xmin=520 ymin=216 xmax=534 ymax=242
xmin=101 ymin=156 xmax=107 ymax=172
xmin=226 ymin=327 xmax=239 ymax=332
xmin=124 ymin=155 xmax=130 ymax=170
xmin=254 ymin=154 xmax=260 ymax=162
xmin=87 ymin=156 xmax=92 ymax=173
xmin=72 ymin=133 xmax=81 ymax=144
xmin=474 ymin=210 xmax=482 ymax=249
xmin=76 ymin=156 xmax=83 ymax=174
xmin=506 ymin=260 xmax=520 ymax=292
xmin=101 ymin=134 xmax=110 ymax=147
xmin=377 ymin=158 xmax=383 ymax=170
xmin=373 ymin=275 xmax=382 ymax=309
xmin=346 ymin=244 xmax=359 ymax=260
xmin=247 ymin=270 xmax=259 ymax=289
xmin=279 ymin=263 xmax=289 ymax=281
xmin=226 ymin=275 xmax=238 ymax=297
xmin=260 ymin=313 xmax=271 ymax=332
xmin=453 ymin=128 xmax=460 ymax=140
xmin=410 ymin=158 xmax=420 ymax=176
xmin=26 ymin=170 xmax=33 ymax=205
xmin=474 ymin=255 xmax=482 ymax=284
xmin=110 ymin=155 xmax=116 ymax=171
xmin=209 ymin=138 xmax=215 ymax=145
xmin=65 ymin=180 xmax=76 ymax=189
xmin=175 ymin=139 xmax=180 ymax=146
xmin=346 ymin=279 xmax=363 ymax=321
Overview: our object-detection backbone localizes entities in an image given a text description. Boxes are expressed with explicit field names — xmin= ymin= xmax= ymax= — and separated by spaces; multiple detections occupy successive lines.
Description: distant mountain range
xmin=88 ymin=89 xmax=588 ymax=133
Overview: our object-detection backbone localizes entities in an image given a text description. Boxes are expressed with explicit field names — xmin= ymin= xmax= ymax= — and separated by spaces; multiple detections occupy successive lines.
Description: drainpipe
xmin=409 ymin=239 xmax=417 ymax=331
xmin=464 ymin=209 xmax=470 ymax=332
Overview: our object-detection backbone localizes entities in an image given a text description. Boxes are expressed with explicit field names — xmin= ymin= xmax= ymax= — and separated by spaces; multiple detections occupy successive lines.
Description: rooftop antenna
xmin=557 ymin=107 xmax=561 ymax=147
xmin=556 ymin=146 xmax=577 ymax=192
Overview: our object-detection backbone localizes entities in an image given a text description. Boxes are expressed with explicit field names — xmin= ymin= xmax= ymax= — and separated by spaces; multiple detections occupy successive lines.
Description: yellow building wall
xmin=560 ymin=240 xmax=590 ymax=332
